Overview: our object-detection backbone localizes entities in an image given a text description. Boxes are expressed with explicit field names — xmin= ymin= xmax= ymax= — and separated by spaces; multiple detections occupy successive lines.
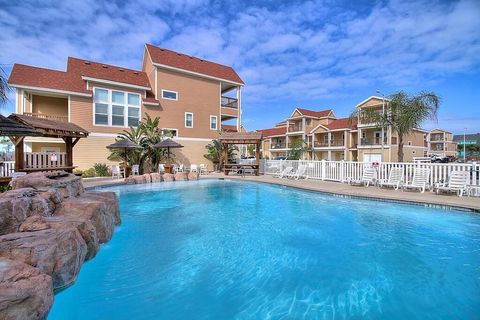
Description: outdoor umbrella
xmin=153 ymin=138 xmax=184 ymax=173
xmin=106 ymin=140 xmax=141 ymax=174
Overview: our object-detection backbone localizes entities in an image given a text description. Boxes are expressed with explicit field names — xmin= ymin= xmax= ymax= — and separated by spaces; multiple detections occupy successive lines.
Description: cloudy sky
xmin=1 ymin=0 xmax=479 ymax=133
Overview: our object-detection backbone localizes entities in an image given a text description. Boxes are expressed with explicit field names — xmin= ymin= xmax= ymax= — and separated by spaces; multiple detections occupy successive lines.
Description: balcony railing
xmin=270 ymin=143 xmax=287 ymax=149
xmin=24 ymin=112 xmax=68 ymax=122
xmin=360 ymin=138 xmax=383 ymax=145
xmin=288 ymin=124 xmax=303 ymax=132
xmin=314 ymin=141 xmax=345 ymax=147
xmin=221 ymin=96 xmax=238 ymax=109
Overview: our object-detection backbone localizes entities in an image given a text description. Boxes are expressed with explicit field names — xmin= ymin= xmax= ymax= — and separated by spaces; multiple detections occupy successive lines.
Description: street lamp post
xmin=376 ymin=90 xmax=386 ymax=162
xmin=463 ymin=128 xmax=466 ymax=163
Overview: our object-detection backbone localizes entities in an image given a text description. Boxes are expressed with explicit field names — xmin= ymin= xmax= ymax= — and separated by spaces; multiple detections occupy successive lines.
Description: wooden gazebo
xmin=3 ymin=114 xmax=89 ymax=173
xmin=219 ymin=132 xmax=263 ymax=176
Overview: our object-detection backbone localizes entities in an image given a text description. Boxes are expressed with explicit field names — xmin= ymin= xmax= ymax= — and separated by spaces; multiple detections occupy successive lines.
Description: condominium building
xmin=7 ymin=44 xmax=244 ymax=169
xmin=259 ymin=96 xmax=430 ymax=162
xmin=427 ymin=129 xmax=457 ymax=157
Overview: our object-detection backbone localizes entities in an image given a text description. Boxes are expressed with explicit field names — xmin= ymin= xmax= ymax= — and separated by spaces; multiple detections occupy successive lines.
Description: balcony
xmin=221 ymin=96 xmax=238 ymax=109
xmin=360 ymin=138 xmax=382 ymax=145
xmin=314 ymin=140 xmax=345 ymax=148
xmin=23 ymin=112 xmax=68 ymax=122
xmin=270 ymin=143 xmax=287 ymax=149
xmin=288 ymin=124 xmax=303 ymax=132
xmin=430 ymin=135 xmax=444 ymax=142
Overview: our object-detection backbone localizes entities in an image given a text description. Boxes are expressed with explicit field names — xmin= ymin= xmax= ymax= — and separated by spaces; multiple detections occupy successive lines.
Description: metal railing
xmin=221 ymin=96 xmax=238 ymax=109
xmin=270 ymin=143 xmax=287 ymax=149
xmin=260 ymin=159 xmax=480 ymax=187
xmin=23 ymin=112 xmax=68 ymax=122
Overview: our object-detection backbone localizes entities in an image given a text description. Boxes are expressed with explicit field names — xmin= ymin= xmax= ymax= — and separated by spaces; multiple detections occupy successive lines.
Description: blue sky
xmin=1 ymin=0 xmax=479 ymax=134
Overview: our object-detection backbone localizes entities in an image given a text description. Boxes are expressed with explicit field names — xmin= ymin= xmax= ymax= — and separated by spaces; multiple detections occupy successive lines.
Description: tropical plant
xmin=247 ymin=144 xmax=255 ymax=156
xmin=204 ymin=139 xmax=238 ymax=171
xmin=107 ymin=114 xmax=168 ymax=173
xmin=93 ymin=163 xmax=110 ymax=176
xmin=0 ymin=67 xmax=9 ymax=109
xmin=82 ymin=168 xmax=96 ymax=178
xmin=350 ymin=91 xmax=440 ymax=162
xmin=287 ymin=138 xmax=310 ymax=160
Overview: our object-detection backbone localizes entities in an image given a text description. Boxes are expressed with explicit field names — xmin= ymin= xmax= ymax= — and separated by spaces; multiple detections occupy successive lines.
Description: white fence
xmin=260 ymin=160 xmax=480 ymax=187
xmin=0 ymin=161 xmax=15 ymax=177
xmin=24 ymin=152 xmax=67 ymax=170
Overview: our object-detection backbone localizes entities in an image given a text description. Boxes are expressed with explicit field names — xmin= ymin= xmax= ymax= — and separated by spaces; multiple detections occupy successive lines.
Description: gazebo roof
xmin=154 ymin=138 xmax=184 ymax=148
xmin=219 ymin=132 xmax=263 ymax=144
xmin=0 ymin=115 xmax=41 ymax=136
xmin=107 ymin=139 xmax=141 ymax=149
xmin=8 ymin=114 xmax=89 ymax=138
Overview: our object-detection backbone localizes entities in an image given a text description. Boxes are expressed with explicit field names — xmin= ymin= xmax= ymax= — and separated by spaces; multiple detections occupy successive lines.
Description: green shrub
xmin=82 ymin=168 xmax=96 ymax=178
xmin=73 ymin=169 xmax=83 ymax=176
xmin=93 ymin=163 xmax=110 ymax=177
xmin=0 ymin=185 xmax=11 ymax=193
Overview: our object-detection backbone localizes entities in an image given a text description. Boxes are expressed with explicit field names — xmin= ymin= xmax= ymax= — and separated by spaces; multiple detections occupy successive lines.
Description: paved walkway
xmin=81 ymin=174 xmax=480 ymax=211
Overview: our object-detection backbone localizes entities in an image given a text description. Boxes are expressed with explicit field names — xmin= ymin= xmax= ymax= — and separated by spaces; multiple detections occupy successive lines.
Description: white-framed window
xmin=161 ymin=89 xmax=178 ymax=101
xmin=161 ymin=128 xmax=178 ymax=138
xmin=93 ymin=87 xmax=140 ymax=127
xmin=210 ymin=115 xmax=217 ymax=130
xmin=185 ymin=112 xmax=193 ymax=128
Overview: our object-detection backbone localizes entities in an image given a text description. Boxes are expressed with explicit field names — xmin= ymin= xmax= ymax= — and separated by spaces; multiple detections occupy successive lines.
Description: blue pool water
xmin=49 ymin=180 xmax=480 ymax=319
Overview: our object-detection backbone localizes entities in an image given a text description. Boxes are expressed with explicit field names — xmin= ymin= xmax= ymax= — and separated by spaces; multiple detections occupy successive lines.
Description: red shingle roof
xmin=297 ymin=108 xmax=333 ymax=118
xmin=146 ymin=44 xmax=244 ymax=84
xmin=326 ymin=117 xmax=357 ymax=130
xmin=257 ymin=126 xmax=287 ymax=137
xmin=67 ymin=57 xmax=151 ymax=88
xmin=8 ymin=64 xmax=91 ymax=95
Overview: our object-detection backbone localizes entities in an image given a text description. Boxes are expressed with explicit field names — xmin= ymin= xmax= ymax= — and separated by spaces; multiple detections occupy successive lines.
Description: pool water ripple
xmin=49 ymin=180 xmax=480 ymax=319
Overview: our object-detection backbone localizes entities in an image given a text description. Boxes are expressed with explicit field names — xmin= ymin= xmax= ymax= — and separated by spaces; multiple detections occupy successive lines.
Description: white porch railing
xmin=260 ymin=160 xmax=480 ymax=187
xmin=24 ymin=152 xmax=67 ymax=170
xmin=0 ymin=161 xmax=15 ymax=177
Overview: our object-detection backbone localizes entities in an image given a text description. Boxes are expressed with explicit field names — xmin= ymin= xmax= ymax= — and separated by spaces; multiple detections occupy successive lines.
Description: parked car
xmin=431 ymin=155 xmax=449 ymax=163
xmin=273 ymin=156 xmax=287 ymax=160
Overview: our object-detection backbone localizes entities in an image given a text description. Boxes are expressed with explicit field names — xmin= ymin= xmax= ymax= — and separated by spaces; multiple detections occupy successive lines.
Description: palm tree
xmin=287 ymin=138 xmax=310 ymax=160
xmin=0 ymin=67 xmax=10 ymax=109
xmin=204 ymin=139 xmax=238 ymax=171
xmin=351 ymin=91 xmax=440 ymax=162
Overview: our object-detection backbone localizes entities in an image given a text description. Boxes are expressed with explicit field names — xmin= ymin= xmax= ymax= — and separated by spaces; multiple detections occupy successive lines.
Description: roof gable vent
xmin=102 ymin=65 xmax=108 ymax=68
xmin=83 ymin=61 xmax=91 ymax=65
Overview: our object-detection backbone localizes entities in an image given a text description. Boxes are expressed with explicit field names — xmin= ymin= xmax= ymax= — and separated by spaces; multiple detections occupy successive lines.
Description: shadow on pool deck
xmin=82 ymin=173 xmax=480 ymax=212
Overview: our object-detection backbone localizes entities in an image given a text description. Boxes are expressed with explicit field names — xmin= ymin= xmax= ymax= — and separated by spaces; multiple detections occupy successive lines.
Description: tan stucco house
xmin=8 ymin=44 xmax=243 ymax=170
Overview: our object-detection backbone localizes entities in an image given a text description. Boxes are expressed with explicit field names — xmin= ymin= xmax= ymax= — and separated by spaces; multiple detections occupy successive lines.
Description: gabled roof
xmin=355 ymin=96 xmax=390 ymax=108
xmin=290 ymin=108 xmax=334 ymax=119
xmin=67 ymin=57 xmax=152 ymax=89
xmin=8 ymin=64 xmax=91 ymax=96
xmin=146 ymin=44 xmax=244 ymax=85
xmin=257 ymin=126 xmax=287 ymax=137
xmin=9 ymin=114 xmax=89 ymax=138
xmin=326 ymin=117 xmax=357 ymax=130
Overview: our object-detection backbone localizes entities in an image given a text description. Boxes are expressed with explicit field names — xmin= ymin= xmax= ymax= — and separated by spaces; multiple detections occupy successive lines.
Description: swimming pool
xmin=49 ymin=179 xmax=480 ymax=319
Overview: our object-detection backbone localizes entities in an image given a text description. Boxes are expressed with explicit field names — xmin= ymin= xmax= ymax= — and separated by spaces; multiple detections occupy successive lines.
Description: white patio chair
xmin=131 ymin=164 xmax=140 ymax=176
xmin=348 ymin=167 xmax=376 ymax=187
xmin=274 ymin=166 xmax=293 ymax=178
xmin=158 ymin=164 xmax=165 ymax=174
xmin=174 ymin=164 xmax=184 ymax=174
xmin=199 ymin=164 xmax=208 ymax=175
xmin=378 ymin=167 xmax=404 ymax=190
xmin=402 ymin=168 xmax=430 ymax=193
xmin=111 ymin=165 xmax=123 ymax=179
xmin=434 ymin=170 xmax=469 ymax=197
xmin=190 ymin=164 xmax=198 ymax=173
xmin=285 ymin=164 xmax=307 ymax=180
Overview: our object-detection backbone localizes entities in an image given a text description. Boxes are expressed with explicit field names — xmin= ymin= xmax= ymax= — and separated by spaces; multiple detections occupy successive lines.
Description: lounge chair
xmin=111 ymin=165 xmax=123 ymax=179
xmin=378 ymin=167 xmax=404 ymax=190
xmin=274 ymin=166 xmax=293 ymax=178
xmin=348 ymin=167 xmax=376 ymax=187
xmin=190 ymin=164 xmax=198 ymax=173
xmin=132 ymin=165 xmax=140 ymax=176
xmin=434 ymin=170 xmax=469 ymax=197
xmin=158 ymin=164 xmax=165 ymax=174
xmin=174 ymin=164 xmax=184 ymax=173
xmin=285 ymin=165 xmax=307 ymax=180
xmin=402 ymin=168 xmax=430 ymax=193
xmin=199 ymin=164 xmax=208 ymax=175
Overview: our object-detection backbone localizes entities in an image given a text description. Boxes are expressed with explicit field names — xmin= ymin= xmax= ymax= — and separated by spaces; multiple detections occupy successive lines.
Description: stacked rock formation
xmin=0 ymin=172 xmax=120 ymax=320
xmin=124 ymin=171 xmax=199 ymax=184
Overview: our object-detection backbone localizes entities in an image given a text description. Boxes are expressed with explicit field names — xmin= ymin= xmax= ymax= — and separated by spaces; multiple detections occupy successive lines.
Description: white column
xmin=236 ymin=86 xmax=242 ymax=131
xmin=328 ymin=132 xmax=332 ymax=147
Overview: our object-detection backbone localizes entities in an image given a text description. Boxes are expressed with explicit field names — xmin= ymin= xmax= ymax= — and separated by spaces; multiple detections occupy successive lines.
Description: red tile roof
xmin=257 ymin=126 xmax=287 ymax=137
xmin=8 ymin=64 xmax=91 ymax=95
xmin=146 ymin=44 xmax=244 ymax=84
xmin=326 ymin=117 xmax=357 ymax=130
xmin=221 ymin=124 xmax=238 ymax=132
xmin=67 ymin=57 xmax=151 ymax=88
xmin=297 ymin=108 xmax=333 ymax=118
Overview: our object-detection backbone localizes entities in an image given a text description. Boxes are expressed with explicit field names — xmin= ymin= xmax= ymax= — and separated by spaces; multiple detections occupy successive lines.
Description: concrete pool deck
xmin=83 ymin=174 xmax=480 ymax=212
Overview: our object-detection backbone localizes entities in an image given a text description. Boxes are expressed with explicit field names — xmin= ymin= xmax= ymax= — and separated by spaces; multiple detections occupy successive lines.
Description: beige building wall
xmin=31 ymin=95 xmax=68 ymax=117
